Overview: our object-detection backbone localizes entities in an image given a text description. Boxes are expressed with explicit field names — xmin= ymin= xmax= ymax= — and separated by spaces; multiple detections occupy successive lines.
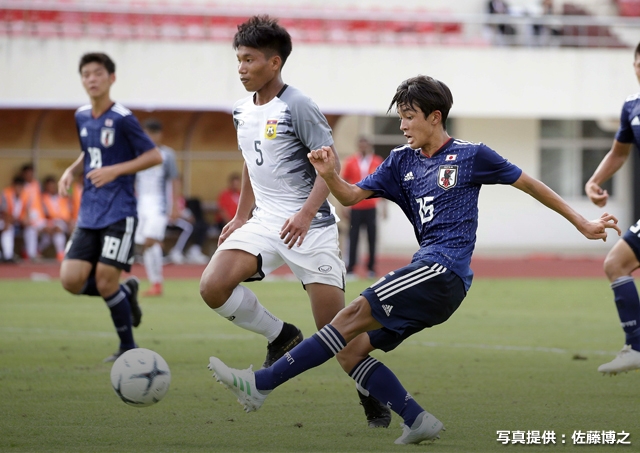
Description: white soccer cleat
xmin=597 ymin=345 xmax=640 ymax=375
xmin=208 ymin=357 xmax=269 ymax=412
xmin=394 ymin=410 xmax=444 ymax=445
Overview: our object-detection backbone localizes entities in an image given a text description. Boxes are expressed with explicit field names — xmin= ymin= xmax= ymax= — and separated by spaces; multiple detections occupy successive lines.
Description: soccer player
xmin=58 ymin=52 xmax=162 ymax=362
xmin=207 ymin=75 xmax=621 ymax=445
xmin=584 ymin=41 xmax=640 ymax=375
xmin=134 ymin=118 xmax=180 ymax=297
xmin=199 ymin=15 xmax=391 ymax=428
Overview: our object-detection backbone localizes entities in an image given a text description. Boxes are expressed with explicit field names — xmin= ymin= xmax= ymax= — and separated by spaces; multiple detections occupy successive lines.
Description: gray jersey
xmin=233 ymin=85 xmax=336 ymax=229
xmin=135 ymin=145 xmax=179 ymax=214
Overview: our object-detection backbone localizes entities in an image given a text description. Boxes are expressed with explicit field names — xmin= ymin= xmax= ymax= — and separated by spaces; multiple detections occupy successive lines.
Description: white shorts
xmin=135 ymin=208 xmax=168 ymax=244
xmin=216 ymin=218 xmax=346 ymax=289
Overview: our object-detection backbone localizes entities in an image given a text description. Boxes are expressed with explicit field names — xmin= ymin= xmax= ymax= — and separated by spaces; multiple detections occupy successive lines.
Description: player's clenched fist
xmin=308 ymin=146 xmax=336 ymax=176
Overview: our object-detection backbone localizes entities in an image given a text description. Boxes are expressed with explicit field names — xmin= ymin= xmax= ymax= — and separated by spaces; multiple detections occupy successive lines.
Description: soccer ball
xmin=110 ymin=348 xmax=171 ymax=407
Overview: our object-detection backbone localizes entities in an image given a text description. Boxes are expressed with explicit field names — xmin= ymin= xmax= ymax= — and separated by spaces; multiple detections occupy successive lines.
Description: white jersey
xmin=233 ymin=84 xmax=336 ymax=230
xmin=135 ymin=145 xmax=179 ymax=214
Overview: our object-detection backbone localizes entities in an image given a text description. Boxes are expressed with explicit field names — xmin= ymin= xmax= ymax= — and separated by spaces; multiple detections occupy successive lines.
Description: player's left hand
xmin=280 ymin=211 xmax=313 ymax=248
xmin=86 ymin=166 xmax=119 ymax=188
xmin=581 ymin=212 xmax=621 ymax=241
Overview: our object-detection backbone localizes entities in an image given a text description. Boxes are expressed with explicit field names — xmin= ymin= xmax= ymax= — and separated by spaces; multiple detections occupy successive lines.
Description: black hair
xmin=388 ymin=75 xmax=454 ymax=130
xmin=635 ymin=41 xmax=640 ymax=59
xmin=21 ymin=163 xmax=34 ymax=173
xmin=233 ymin=15 xmax=292 ymax=67
xmin=43 ymin=175 xmax=57 ymax=186
xmin=12 ymin=175 xmax=25 ymax=186
xmin=78 ymin=52 xmax=116 ymax=74
xmin=143 ymin=118 xmax=163 ymax=133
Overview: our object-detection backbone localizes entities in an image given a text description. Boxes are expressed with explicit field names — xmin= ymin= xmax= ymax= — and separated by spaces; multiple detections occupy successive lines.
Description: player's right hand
xmin=585 ymin=181 xmax=608 ymax=207
xmin=58 ymin=172 xmax=73 ymax=197
xmin=308 ymin=146 xmax=336 ymax=177
xmin=218 ymin=217 xmax=246 ymax=246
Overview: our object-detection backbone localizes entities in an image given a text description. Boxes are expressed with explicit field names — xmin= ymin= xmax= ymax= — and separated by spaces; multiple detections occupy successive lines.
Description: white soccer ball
xmin=110 ymin=348 xmax=171 ymax=407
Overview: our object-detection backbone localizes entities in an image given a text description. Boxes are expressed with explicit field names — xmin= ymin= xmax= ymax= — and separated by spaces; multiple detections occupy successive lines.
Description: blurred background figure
xmin=215 ymin=172 xmax=241 ymax=230
xmin=0 ymin=175 xmax=43 ymax=262
xmin=135 ymin=118 xmax=180 ymax=296
xmin=39 ymin=175 xmax=72 ymax=262
xmin=487 ymin=0 xmax=516 ymax=45
xmin=341 ymin=137 xmax=384 ymax=278
xmin=164 ymin=175 xmax=210 ymax=265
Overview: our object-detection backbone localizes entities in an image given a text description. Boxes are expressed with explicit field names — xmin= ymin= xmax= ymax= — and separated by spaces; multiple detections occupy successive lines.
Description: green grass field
xmin=0 ymin=277 xmax=637 ymax=452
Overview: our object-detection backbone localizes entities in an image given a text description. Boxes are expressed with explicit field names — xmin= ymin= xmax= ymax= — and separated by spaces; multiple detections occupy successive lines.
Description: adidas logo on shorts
xmin=382 ymin=304 xmax=393 ymax=316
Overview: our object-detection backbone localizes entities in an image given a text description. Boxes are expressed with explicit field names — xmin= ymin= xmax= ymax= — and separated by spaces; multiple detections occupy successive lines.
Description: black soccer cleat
xmin=123 ymin=276 xmax=142 ymax=328
xmin=262 ymin=322 xmax=303 ymax=368
xmin=358 ymin=389 xmax=392 ymax=428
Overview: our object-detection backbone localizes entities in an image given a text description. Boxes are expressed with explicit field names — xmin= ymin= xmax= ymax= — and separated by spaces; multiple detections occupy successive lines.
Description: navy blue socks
xmin=350 ymin=356 xmax=424 ymax=427
xmin=611 ymin=277 xmax=640 ymax=351
xmin=255 ymin=324 xmax=345 ymax=390
xmin=104 ymin=286 xmax=136 ymax=350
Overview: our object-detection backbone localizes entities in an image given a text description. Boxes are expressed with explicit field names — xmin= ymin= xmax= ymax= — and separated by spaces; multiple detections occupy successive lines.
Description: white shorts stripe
xmin=375 ymin=263 xmax=444 ymax=298
xmin=117 ymin=217 xmax=134 ymax=263
xmin=374 ymin=263 xmax=440 ymax=294
xmin=378 ymin=267 xmax=447 ymax=301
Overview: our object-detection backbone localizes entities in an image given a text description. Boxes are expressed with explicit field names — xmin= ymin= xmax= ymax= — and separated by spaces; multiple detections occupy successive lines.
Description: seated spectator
xmin=165 ymin=194 xmax=210 ymax=265
xmin=39 ymin=175 xmax=73 ymax=262
xmin=0 ymin=176 xmax=43 ymax=262
xmin=216 ymin=172 xmax=241 ymax=229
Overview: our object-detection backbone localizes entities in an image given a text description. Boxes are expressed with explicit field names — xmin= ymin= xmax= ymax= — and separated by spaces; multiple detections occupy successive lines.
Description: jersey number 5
xmin=253 ymin=140 xmax=264 ymax=166
xmin=416 ymin=196 xmax=434 ymax=224
xmin=87 ymin=147 xmax=103 ymax=169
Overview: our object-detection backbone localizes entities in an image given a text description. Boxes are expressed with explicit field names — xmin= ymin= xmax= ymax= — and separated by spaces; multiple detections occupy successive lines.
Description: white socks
xmin=213 ymin=285 xmax=283 ymax=342
xmin=1 ymin=227 xmax=14 ymax=259
xmin=143 ymin=243 xmax=163 ymax=284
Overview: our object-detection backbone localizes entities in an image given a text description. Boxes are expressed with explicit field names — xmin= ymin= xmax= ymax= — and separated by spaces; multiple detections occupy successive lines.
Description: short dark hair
xmin=635 ymin=41 xmax=640 ymax=59
xmin=233 ymin=15 xmax=292 ymax=66
xmin=43 ymin=175 xmax=57 ymax=186
xmin=20 ymin=163 xmax=34 ymax=173
xmin=388 ymin=75 xmax=454 ymax=130
xmin=78 ymin=52 xmax=116 ymax=74
xmin=143 ymin=118 xmax=163 ymax=133
xmin=12 ymin=175 xmax=25 ymax=186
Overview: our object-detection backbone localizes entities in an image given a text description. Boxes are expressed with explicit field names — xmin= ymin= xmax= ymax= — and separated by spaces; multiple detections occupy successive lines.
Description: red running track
xmin=0 ymin=254 xmax=607 ymax=280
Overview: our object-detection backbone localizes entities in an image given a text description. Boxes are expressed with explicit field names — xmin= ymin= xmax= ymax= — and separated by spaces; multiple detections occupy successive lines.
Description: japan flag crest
xmin=100 ymin=127 xmax=115 ymax=148
xmin=437 ymin=165 xmax=458 ymax=190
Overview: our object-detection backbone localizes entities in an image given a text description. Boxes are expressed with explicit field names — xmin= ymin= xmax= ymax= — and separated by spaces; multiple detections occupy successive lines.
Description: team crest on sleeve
xmin=437 ymin=165 xmax=458 ymax=190
xmin=100 ymin=127 xmax=115 ymax=148
xmin=264 ymin=119 xmax=278 ymax=140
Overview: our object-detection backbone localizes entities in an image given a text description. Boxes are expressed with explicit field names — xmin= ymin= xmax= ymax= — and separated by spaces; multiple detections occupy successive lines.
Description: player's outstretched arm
xmin=87 ymin=147 xmax=162 ymax=188
xmin=308 ymin=146 xmax=373 ymax=207
xmin=512 ymin=171 xmax=621 ymax=241
xmin=58 ymin=153 xmax=85 ymax=196
xmin=280 ymin=145 xmax=342 ymax=248
xmin=584 ymin=140 xmax=632 ymax=208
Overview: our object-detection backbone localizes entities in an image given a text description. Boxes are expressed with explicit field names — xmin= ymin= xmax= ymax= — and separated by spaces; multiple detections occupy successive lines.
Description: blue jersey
xmin=615 ymin=92 xmax=640 ymax=148
xmin=75 ymin=103 xmax=155 ymax=229
xmin=356 ymin=138 xmax=522 ymax=290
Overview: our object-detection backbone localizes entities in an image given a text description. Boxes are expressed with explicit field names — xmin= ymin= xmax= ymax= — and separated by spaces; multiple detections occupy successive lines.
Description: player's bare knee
xmin=60 ymin=275 xmax=83 ymax=294
xmin=199 ymin=274 xmax=229 ymax=308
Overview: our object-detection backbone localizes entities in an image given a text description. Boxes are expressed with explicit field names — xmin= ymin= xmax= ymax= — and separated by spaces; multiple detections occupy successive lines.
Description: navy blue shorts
xmin=65 ymin=217 xmax=137 ymax=272
xmin=623 ymin=220 xmax=640 ymax=262
xmin=362 ymin=259 xmax=466 ymax=352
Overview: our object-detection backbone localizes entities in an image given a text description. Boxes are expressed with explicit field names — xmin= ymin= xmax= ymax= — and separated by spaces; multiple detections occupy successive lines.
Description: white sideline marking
xmin=0 ymin=326 xmax=617 ymax=356
xmin=407 ymin=340 xmax=615 ymax=356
